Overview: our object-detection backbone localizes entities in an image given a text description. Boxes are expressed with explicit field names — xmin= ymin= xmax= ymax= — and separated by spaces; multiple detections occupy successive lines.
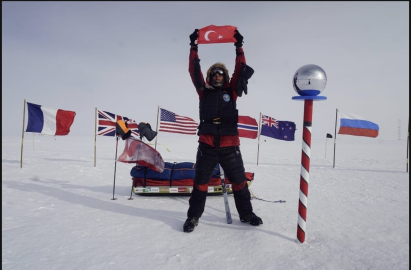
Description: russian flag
xmin=338 ymin=111 xmax=379 ymax=138
xmin=238 ymin=115 xmax=258 ymax=139
xmin=26 ymin=102 xmax=76 ymax=136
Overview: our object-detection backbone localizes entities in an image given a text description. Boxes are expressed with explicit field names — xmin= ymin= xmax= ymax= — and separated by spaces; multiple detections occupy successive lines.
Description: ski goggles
xmin=210 ymin=67 xmax=225 ymax=76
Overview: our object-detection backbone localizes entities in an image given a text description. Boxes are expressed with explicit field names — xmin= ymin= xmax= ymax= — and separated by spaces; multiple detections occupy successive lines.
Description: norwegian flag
xmin=97 ymin=110 xmax=139 ymax=138
xmin=238 ymin=115 xmax=258 ymax=139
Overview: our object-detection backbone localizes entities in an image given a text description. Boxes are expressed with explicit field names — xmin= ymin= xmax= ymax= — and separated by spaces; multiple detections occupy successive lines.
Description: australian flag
xmin=260 ymin=114 xmax=296 ymax=141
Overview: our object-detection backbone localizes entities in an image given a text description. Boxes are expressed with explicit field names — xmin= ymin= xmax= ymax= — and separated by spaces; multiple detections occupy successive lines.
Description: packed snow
xmin=2 ymin=133 xmax=409 ymax=269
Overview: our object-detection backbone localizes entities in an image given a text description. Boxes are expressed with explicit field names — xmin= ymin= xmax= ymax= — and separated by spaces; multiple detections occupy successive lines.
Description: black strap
xmin=169 ymin=162 xmax=177 ymax=187
xmin=143 ymin=167 xmax=147 ymax=188
xmin=134 ymin=178 xmax=144 ymax=187
xmin=202 ymin=115 xmax=237 ymax=125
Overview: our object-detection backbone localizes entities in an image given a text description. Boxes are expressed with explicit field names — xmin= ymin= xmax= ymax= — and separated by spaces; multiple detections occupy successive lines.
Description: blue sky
xmin=2 ymin=1 xmax=409 ymax=140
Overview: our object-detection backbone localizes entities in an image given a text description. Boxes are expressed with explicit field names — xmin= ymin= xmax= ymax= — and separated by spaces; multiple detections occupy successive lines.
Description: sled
xmin=130 ymin=162 xmax=254 ymax=195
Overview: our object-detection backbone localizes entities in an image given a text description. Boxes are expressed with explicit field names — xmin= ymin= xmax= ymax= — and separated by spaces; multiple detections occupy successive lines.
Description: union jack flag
xmin=261 ymin=114 xmax=279 ymax=128
xmin=97 ymin=110 xmax=139 ymax=138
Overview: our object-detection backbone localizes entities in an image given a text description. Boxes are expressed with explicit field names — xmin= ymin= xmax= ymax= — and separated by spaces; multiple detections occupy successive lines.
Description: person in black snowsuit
xmin=183 ymin=28 xmax=262 ymax=232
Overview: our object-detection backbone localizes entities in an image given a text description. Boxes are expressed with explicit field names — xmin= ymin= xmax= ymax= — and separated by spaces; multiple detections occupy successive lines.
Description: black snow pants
xmin=187 ymin=142 xmax=253 ymax=218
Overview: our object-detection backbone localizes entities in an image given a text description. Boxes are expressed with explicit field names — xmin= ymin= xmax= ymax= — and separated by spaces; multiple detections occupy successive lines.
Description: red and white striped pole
xmin=297 ymin=99 xmax=313 ymax=243
xmin=292 ymin=64 xmax=327 ymax=244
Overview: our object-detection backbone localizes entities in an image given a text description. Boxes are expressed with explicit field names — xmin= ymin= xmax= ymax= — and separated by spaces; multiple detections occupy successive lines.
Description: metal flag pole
xmin=20 ymin=99 xmax=26 ymax=168
xmin=333 ymin=109 xmax=338 ymax=168
xmin=407 ymin=117 xmax=409 ymax=173
xmin=155 ymin=106 xmax=160 ymax=150
xmin=325 ymin=133 xmax=332 ymax=158
xmin=111 ymin=136 xmax=119 ymax=200
xmin=94 ymin=107 xmax=97 ymax=167
xmin=257 ymin=112 xmax=262 ymax=166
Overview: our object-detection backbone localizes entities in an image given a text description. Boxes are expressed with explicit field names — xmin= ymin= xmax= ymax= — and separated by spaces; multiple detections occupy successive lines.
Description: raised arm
xmin=231 ymin=30 xmax=254 ymax=99
xmin=230 ymin=30 xmax=246 ymax=100
xmin=188 ymin=29 xmax=205 ymax=97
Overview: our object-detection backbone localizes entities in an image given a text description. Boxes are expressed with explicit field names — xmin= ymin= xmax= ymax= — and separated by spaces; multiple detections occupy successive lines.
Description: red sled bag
xmin=131 ymin=162 xmax=254 ymax=195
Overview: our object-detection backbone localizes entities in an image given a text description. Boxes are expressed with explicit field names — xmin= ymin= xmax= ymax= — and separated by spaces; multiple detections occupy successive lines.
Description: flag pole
xmin=407 ymin=117 xmax=409 ymax=173
xmin=94 ymin=107 xmax=97 ymax=167
xmin=112 ymin=136 xmax=119 ymax=200
xmin=257 ymin=112 xmax=262 ymax=166
xmin=20 ymin=99 xmax=26 ymax=168
xmin=333 ymin=108 xmax=338 ymax=168
xmin=154 ymin=106 xmax=160 ymax=150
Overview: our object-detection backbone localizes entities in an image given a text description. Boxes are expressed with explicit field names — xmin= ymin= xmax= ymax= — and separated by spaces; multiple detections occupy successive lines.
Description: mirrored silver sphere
xmin=293 ymin=64 xmax=327 ymax=96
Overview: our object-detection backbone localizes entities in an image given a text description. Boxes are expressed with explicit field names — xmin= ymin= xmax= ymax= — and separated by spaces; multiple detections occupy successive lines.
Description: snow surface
xmin=2 ymin=134 xmax=409 ymax=270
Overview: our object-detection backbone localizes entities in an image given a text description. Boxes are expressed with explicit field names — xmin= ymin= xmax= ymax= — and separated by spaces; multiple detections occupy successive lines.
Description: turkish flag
xmin=197 ymin=25 xmax=237 ymax=44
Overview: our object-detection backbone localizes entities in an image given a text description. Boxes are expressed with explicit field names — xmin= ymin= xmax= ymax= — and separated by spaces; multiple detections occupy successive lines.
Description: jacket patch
xmin=223 ymin=93 xmax=230 ymax=102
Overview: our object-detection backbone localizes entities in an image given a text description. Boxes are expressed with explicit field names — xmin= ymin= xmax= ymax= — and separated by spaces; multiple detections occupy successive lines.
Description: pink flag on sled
xmin=117 ymin=137 xmax=165 ymax=172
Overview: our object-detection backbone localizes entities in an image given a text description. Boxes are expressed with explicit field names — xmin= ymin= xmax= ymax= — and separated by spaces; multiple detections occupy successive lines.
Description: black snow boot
xmin=183 ymin=217 xmax=199 ymax=233
xmin=240 ymin=212 xmax=263 ymax=226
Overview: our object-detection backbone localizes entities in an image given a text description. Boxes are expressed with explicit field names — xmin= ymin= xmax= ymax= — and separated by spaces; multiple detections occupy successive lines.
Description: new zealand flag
xmin=260 ymin=114 xmax=296 ymax=141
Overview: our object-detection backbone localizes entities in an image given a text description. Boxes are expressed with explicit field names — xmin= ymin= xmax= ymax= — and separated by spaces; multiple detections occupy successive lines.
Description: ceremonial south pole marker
xmin=292 ymin=64 xmax=327 ymax=243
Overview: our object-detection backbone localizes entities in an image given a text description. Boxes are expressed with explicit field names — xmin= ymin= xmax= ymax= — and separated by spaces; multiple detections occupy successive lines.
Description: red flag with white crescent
xmin=197 ymin=25 xmax=237 ymax=44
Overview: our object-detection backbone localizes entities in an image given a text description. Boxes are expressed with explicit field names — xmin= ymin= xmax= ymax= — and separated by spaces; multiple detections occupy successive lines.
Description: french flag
xmin=238 ymin=115 xmax=258 ymax=139
xmin=338 ymin=111 xmax=379 ymax=138
xmin=26 ymin=102 xmax=76 ymax=136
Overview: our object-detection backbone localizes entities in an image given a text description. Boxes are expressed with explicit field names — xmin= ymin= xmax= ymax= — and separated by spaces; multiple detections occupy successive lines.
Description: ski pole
xmin=112 ymin=136 xmax=119 ymax=200
xmin=128 ymin=181 xmax=134 ymax=200
xmin=219 ymin=164 xmax=232 ymax=224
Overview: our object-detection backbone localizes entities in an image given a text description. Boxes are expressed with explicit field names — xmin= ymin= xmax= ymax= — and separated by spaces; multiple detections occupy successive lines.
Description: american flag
xmin=159 ymin=108 xmax=198 ymax=135
xmin=97 ymin=110 xmax=139 ymax=138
